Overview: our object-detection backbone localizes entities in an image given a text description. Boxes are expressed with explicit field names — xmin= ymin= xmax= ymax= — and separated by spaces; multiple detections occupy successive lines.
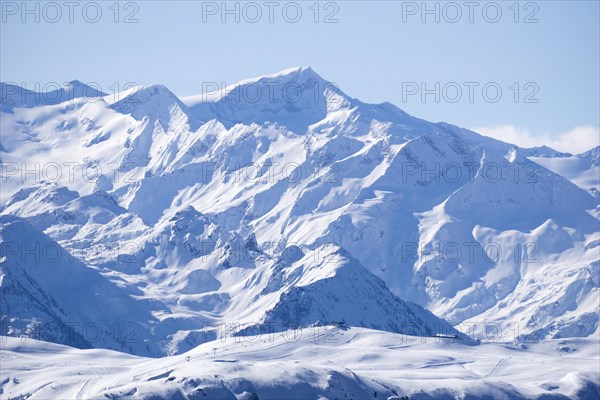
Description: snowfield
xmin=1 ymin=67 xmax=599 ymax=399
xmin=2 ymin=328 xmax=599 ymax=400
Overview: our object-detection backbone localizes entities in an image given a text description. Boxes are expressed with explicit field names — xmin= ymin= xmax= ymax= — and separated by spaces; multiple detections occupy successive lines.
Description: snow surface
xmin=1 ymin=328 xmax=598 ymax=399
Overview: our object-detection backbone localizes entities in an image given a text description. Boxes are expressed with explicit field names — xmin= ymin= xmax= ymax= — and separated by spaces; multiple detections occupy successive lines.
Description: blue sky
xmin=1 ymin=1 xmax=599 ymax=152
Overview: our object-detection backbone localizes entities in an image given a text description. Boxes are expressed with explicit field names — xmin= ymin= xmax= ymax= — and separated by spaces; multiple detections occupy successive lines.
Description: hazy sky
xmin=1 ymin=1 xmax=599 ymax=152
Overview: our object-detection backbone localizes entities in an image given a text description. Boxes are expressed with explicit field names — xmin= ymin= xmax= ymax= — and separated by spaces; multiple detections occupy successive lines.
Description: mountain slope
xmin=0 ymin=215 xmax=161 ymax=355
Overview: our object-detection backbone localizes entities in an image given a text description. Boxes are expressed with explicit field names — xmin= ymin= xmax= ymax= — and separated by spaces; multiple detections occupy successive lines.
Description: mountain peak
xmin=240 ymin=66 xmax=321 ymax=83
xmin=181 ymin=67 xmax=350 ymax=132
xmin=110 ymin=84 xmax=188 ymax=114
xmin=63 ymin=80 xmax=107 ymax=99
xmin=66 ymin=79 xmax=85 ymax=86
xmin=523 ymin=145 xmax=572 ymax=158
xmin=108 ymin=84 xmax=199 ymax=132
xmin=577 ymin=145 xmax=600 ymax=166
xmin=181 ymin=67 xmax=328 ymax=105
xmin=0 ymin=80 xmax=106 ymax=112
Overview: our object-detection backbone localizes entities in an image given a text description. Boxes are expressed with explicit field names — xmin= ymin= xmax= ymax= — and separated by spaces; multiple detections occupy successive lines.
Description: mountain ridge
xmin=1 ymin=67 xmax=598 ymax=358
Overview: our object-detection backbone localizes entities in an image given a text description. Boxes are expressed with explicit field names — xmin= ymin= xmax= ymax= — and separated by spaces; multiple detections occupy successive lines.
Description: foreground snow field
xmin=1 ymin=327 xmax=599 ymax=400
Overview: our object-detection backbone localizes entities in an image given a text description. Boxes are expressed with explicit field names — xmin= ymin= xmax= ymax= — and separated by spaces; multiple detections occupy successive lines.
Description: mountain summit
xmin=182 ymin=66 xmax=351 ymax=132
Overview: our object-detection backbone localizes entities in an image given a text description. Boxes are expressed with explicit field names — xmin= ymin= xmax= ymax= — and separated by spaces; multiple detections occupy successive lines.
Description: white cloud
xmin=470 ymin=125 xmax=599 ymax=154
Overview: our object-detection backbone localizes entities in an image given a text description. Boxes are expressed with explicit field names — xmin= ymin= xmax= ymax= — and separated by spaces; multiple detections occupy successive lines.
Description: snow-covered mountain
xmin=1 ymin=67 xmax=599 ymax=397
xmin=529 ymin=146 xmax=600 ymax=200
xmin=0 ymin=80 xmax=106 ymax=113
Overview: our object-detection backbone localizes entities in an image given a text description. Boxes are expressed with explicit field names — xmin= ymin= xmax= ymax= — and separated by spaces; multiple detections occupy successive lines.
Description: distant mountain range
xmin=1 ymin=68 xmax=598 ymax=360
